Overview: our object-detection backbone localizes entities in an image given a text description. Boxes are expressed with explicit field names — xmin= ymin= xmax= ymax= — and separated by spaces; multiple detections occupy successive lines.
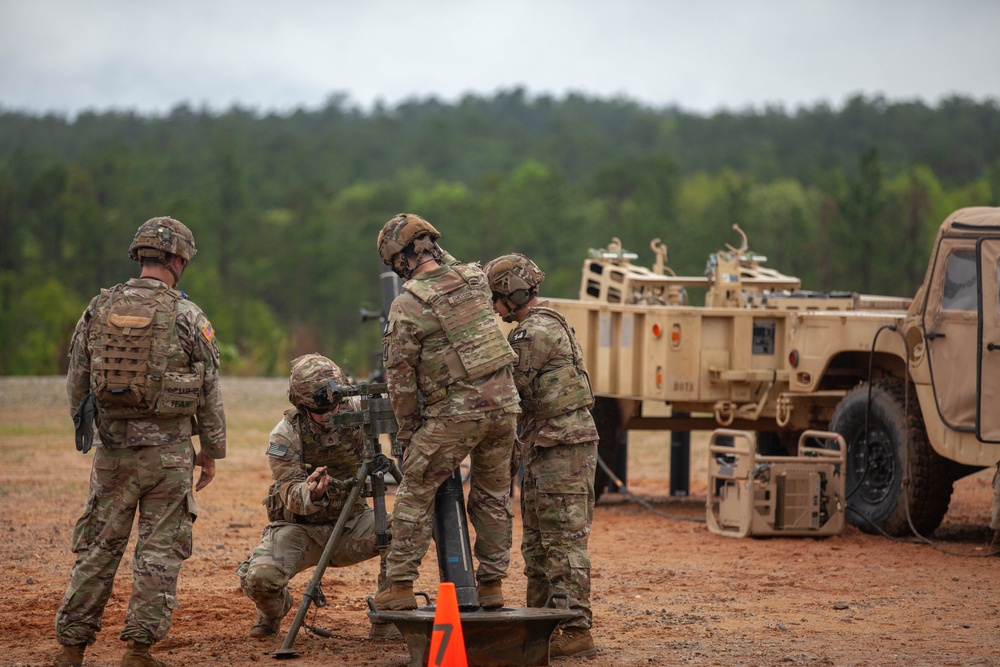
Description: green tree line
xmin=2 ymin=90 xmax=999 ymax=376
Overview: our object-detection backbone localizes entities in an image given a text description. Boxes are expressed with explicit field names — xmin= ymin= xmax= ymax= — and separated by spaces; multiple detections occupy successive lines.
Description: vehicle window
xmin=941 ymin=248 xmax=977 ymax=311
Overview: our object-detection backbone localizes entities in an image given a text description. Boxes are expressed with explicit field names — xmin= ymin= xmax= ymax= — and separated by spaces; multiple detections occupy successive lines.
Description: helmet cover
xmin=128 ymin=216 xmax=198 ymax=263
xmin=377 ymin=213 xmax=441 ymax=271
xmin=288 ymin=353 xmax=350 ymax=412
xmin=485 ymin=253 xmax=545 ymax=298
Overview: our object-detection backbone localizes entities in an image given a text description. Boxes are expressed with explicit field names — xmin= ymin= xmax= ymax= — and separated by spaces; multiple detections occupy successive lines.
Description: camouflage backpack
xmin=90 ymin=283 xmax=204 ymax=420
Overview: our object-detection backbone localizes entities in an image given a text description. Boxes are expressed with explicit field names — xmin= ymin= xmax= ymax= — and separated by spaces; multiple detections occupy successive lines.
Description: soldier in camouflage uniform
xmin=486 ymin=253 xmax=599 ymax=659
xmin=55 ymin=217 xmax=226 ymax=667
xmin=237 ymin=353 xmax=396 ymax=640
xmin=991 ymin=466 xmax=1000 ymax=554
xmin=373 ymin=213 xmax=521 ymax=611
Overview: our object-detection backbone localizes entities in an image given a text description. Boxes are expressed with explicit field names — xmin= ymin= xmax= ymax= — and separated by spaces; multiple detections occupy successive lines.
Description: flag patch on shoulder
xmin=201 ymin=322 xmax=215 ymax=342
xmin=266 ymin=443 xmax=291 ymax=459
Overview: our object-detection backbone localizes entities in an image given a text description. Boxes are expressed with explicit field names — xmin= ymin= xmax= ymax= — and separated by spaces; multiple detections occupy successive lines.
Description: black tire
xmin=591 ymin=397 xmax=620 ymax=502
xmin=830 ymin=378 xmax=953 ymax=537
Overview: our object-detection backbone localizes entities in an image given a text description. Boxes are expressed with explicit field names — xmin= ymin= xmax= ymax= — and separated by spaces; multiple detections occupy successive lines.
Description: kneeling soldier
xmin=237 ymin=354 xmax=396 ymax=641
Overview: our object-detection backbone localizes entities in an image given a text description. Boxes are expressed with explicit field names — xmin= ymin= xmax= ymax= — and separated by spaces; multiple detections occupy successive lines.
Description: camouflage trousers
xmin=387 ymin=408 xmax=516 ymax=584
xmin=991 ymin=462 xmax=1000 ymax=530
xmin=238 ymin=510 xmax=386 ymax=619
xmin=520 ymin=440 xmax=597 ymax=630
xmin=55 ymin=441 xmax=197 ymax=647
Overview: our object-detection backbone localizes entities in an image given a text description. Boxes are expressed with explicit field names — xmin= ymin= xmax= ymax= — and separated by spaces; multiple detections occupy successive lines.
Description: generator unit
xmin=706 ymin=429 xmax=846 ymax=538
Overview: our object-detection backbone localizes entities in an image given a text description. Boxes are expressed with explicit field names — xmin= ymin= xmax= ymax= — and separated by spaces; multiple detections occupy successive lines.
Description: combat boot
xmin=249 ymin=588 xmax=292 ymax=638
xmin=120 ymin=639 xmax=166 ymax=667
xmin=373 ymin=581 xmax=417 ymax=611
xmin=249 ymin=612 xmax=281 ymax=639
xmin=550 ymin=628 xmax=596 ymax=659
xmin=54 ymin=643 xmax=86 ymax=667
xmin=477 ymin=580 xmax=504 ymax=609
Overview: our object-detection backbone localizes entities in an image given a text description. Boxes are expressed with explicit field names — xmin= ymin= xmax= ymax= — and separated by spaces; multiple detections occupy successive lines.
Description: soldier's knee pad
xmin=241 ymin=563 xmax=285 ymax=601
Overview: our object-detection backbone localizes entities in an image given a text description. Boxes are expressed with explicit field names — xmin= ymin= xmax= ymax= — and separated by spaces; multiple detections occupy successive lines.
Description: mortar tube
xmin=433 ymin=468 xmax=480 ymax=610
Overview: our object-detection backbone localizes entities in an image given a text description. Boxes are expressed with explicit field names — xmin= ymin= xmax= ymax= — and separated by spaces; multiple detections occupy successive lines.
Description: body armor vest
xmin=403 ymin=264 xmax=516 ymax=405
xmin=89 ymin=282 xmax=204 ymax=420
xmin=520 ymin=307 xmax=595 ymax=420
xmin=272 ymin=410 xmax=368 ymax=524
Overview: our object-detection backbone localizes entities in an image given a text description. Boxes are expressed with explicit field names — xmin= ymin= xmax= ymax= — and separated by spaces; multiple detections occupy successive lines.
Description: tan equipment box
xmin=706 ymin=429 xmax=846 ymax=538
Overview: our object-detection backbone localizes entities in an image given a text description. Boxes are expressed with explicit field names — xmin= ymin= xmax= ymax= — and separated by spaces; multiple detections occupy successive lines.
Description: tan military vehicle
xmin=548 ymin=206 xmax=1000 ymax=537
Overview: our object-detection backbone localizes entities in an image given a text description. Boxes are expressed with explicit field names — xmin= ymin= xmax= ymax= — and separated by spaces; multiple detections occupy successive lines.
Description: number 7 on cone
xmin=429 ymin=582 xmax=467 ymax=667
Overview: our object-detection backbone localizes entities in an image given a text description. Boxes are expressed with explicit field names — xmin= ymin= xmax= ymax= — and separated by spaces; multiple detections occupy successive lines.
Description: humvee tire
xmin=830 ymin=378 xmax=953 ymax=537
xmin=591 ymin=397 xmax=620 ymax=502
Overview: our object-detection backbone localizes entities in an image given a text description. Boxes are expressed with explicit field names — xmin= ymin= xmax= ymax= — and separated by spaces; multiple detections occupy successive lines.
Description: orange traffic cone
xmin=428 ymin=582 xmax=468 ymax=667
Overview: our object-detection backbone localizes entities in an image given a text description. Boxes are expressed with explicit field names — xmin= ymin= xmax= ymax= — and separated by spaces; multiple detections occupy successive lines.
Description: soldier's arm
xmin=383 ymin=299 xmax=423 ymax=442
xmin=182 ymin=306 xmax=227 ymax=460
xmin=266 ymin=424 xmax=332 ymax=516
xmin=65 ymin=304 xmax=95 ymax=414
xmin=510 ymin=319 xmax=559 ymax=396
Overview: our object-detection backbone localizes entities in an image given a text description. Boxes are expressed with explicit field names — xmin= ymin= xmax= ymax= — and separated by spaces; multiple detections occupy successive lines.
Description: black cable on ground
xmin=597 ymin=454 xmax=705 ymax=524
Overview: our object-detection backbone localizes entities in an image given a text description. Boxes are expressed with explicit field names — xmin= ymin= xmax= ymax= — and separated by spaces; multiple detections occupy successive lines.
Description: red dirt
xmin=2 ymin=377 xmax=999 ymax=667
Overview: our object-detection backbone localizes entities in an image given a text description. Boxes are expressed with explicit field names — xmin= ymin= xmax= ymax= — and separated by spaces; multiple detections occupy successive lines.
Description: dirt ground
xmin=2 ymin=376 xmax=999 ymax=667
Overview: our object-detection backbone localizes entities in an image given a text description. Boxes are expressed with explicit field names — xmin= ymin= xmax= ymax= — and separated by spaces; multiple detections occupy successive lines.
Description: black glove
xmin=73 ymin=393 xmax=97 ymax=454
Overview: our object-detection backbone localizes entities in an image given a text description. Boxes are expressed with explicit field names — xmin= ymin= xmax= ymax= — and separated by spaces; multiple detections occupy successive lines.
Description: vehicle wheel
xmin=590 ymin=397 xmax=620 ymax=502
xmin=830 ymin=378 xmax=953 ymax=537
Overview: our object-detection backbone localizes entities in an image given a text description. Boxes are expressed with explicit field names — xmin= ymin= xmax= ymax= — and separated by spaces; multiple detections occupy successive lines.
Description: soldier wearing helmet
xmin=373 ymin=214 xmax=521 ymax=612
xmin=237 ymin=354 xmax=397 ymax=641
xmin=56 ymin=217 xmax=225 ymax=667
xmin=485 ymin=253 xmax=599 ymax=659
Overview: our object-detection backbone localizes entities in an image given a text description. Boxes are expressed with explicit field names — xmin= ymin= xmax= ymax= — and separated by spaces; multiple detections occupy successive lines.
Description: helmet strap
xmin=164 ymin=258 xmax=181 ymax=285
xmin=499 ymin=294 xmax=520 ymax=323
xmin=397 ymin=244 xmax=439 ymax=280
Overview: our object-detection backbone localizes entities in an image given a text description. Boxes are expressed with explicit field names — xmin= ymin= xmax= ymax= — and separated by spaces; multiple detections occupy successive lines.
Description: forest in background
xmin=2 ymin=89 xmax=999 ymax=376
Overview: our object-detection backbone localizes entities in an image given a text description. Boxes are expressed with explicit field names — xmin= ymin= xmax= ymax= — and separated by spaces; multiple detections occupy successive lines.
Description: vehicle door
xmin=923 ymin=237 xmax=979 ymax=431
xmin=977 ymin=238 xmax=1000 ymax=441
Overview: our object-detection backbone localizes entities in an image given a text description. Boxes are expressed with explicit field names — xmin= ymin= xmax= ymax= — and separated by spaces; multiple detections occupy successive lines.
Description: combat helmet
xmin=129 ymin=216 xmax=198 ymax=264
xmin=485 ymin=253 xmax=545 ymax=321
xmin=288 ymin=353 xmax=350 ymax=415
xmin=377 ymin=213 xmax=442 ymax=279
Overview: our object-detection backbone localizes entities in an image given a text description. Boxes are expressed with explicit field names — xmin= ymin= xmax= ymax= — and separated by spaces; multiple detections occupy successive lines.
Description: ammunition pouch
xmin=264 ymin=483 xmax=292 ymax=523
xmin=154 ymin=362 xmax=205 ymax=417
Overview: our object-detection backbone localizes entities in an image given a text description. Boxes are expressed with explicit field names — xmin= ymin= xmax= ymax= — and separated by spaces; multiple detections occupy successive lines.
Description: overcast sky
xmin=1 ymin=0 xmax=998 ymax=118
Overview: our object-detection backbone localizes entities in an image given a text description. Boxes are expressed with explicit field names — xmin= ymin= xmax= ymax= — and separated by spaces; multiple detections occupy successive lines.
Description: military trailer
xmin=548 ymin=207 xmax=1000 ymax=537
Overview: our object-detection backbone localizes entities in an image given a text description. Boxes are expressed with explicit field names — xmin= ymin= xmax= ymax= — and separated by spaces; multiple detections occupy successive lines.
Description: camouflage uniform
xmin=56 ymin=277 xmax=226 ymax=648
xmin=238 ymin=403 xmax=387 ymax=622
xmin=991 ymin=464 xmax=1000 ymax=539
xmin=382 ymin=262 xmax=521 ymax=585
xmin=509 ymin=302 xmax=597 ymax=630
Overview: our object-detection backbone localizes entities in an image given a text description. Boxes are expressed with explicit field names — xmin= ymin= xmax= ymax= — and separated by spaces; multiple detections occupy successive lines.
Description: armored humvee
xmin=548 ymin=206 xmax=1000 ymax=537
